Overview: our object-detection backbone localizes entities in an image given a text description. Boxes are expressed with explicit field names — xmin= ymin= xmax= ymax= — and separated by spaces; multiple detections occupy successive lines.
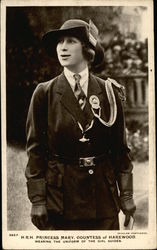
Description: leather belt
xmin=54 ymin=153 xmax=107 ymax=167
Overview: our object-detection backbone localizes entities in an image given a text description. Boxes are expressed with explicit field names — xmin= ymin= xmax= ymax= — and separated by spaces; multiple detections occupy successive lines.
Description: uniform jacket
xmin=25 ymin=72 xmax=133 ymax=220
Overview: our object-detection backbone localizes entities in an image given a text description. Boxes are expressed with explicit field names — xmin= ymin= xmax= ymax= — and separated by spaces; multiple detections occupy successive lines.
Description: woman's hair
xmin=82 ymin=43 xmax=95 ymax=64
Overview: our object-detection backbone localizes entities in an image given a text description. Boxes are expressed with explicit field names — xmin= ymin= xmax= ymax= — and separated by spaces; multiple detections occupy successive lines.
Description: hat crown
xmin=60 ymin=19 xmax=88 ymax=30
xmin=59 ymin=19 xmax=98 ymax=48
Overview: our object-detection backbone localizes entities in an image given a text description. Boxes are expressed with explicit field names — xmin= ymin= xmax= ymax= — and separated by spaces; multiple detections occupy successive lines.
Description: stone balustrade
xmin=101 ymin=73 xmax=148 ymax=123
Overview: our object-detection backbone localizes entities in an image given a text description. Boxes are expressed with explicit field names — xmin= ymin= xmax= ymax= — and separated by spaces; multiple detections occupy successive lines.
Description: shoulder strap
xmin=107 ymin=77 xmax=126 ymax=102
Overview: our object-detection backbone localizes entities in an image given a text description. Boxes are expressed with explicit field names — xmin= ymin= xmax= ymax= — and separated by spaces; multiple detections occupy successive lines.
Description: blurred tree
xmin=23 ymin=6 xmax=122 ymax=37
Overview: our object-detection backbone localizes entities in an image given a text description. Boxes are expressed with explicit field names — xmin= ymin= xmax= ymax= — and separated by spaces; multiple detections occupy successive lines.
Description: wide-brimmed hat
xmin=42 ymin=19 xmax=105 ymax=68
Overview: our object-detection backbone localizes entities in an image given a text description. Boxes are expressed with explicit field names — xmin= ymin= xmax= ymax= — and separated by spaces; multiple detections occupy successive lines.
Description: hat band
xmin=89 ymin=33 xmax=97 ymax=47
xmin=88 ymin=19 xmax=98 ymax=47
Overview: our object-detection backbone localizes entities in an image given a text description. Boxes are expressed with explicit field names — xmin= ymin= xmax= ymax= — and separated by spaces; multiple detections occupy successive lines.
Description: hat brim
xmin=42 ymin=26 xmax=90 ymax=56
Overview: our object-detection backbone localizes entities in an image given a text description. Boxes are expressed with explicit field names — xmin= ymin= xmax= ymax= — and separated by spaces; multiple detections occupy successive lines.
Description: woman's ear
xmin=91 ymin=43 xmax=106 ymax=73
xmin=82 ymin=44 xmax=95 ymax=63
xmin=87 ymin=48 xmax=95 ymax=62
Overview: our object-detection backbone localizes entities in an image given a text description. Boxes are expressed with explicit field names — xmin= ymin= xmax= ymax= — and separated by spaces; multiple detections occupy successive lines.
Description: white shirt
xmin=64 ymin=67 xmax=89 ymax=96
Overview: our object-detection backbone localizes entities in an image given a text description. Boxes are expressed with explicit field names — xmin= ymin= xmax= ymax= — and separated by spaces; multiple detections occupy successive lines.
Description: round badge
xmin=88 ymin=169 xmax=94 ymax=175
xmin=89 ymin=95 xmax=100 ymax=109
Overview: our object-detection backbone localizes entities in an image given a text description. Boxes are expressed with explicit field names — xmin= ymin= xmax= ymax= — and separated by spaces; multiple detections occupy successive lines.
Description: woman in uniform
xmin=25 ymin=19 xmax=136 ymax=230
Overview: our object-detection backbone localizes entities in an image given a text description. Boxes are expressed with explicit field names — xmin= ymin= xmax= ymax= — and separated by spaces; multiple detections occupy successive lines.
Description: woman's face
xmin=56 ymin=36 xmax=88 ymax=72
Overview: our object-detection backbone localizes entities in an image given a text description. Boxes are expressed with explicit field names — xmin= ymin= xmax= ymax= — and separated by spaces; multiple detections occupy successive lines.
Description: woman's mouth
xmin=60 ymin=54 xmax=70 ymax=59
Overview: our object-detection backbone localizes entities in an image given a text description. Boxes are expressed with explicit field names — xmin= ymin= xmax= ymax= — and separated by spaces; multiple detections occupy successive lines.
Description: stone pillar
xmin=135 ymin=78 xmax=143 ymax=107
xmin=127 ymin=78 xmax=135 ymax=107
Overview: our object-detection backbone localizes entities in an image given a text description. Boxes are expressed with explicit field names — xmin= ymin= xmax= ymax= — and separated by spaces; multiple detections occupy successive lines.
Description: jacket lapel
xmin=87 ymin=74 xmax=103 ymax=104
xmin=56 ymin=72 xmax=109 ymax=129
xmin=86 ymin=74 xmax=105 ymax=123
xmin=87 ymin=74 xmax=110 ymax=123
xmin=57 ymin=73 xmax=87 ymax=127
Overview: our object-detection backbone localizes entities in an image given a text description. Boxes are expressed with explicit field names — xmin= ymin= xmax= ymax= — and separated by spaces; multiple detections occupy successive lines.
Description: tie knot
xmin=73 ymin=74 xmax=81 ymax=83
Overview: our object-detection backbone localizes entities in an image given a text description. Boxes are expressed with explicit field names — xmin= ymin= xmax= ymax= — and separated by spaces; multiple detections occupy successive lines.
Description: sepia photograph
xmin=1 ymin=0 xmax=156 ymax=249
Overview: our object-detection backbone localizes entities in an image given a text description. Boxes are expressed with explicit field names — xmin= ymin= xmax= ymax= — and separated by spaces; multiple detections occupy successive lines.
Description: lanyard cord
xmin=91 ymin=78 xmax=117 ymax=127
xmin=78 ymin=78 xmax=120 ymax=133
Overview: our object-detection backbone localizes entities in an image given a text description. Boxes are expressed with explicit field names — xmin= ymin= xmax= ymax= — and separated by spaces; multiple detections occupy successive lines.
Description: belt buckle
xmin=79 ymin=157 xmax=95 ymax=167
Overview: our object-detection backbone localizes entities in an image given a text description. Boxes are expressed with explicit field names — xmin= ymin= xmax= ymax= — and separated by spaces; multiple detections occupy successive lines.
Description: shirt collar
xmin=64 ymin=67 xmax=89 ymax=88
xmin=78 ymin=67 xmax=89 ymax=81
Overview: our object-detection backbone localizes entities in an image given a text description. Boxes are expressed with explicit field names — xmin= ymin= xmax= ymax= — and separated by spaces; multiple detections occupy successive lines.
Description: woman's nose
xmin=61 ymin=40 xmax=68 ymax=50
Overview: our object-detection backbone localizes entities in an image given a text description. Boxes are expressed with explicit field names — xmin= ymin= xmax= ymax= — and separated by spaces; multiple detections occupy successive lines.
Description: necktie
xmin=73 ymin=74 xmax=86 ymax=109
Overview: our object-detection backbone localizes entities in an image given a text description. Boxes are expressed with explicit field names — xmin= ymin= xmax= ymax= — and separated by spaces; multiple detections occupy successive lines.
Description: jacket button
xmin=88 ymin=169 xmax=94 ymax=175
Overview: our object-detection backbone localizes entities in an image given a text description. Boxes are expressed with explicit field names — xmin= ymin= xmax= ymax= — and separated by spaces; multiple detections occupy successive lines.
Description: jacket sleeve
xmin=111 ymin=87 xmax=136 ymax=215
xmin=25 ymin=83 xmax=48 ymax=205
xmin=111 ymin=88 xmax=133 ymax=173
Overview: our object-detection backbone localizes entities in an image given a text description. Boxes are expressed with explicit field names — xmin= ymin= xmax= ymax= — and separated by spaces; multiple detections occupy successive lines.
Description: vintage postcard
xmin=1 ymin=0 xmax=156 ymax=249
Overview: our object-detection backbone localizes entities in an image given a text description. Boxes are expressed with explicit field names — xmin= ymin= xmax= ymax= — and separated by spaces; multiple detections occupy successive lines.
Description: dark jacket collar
xmin=56 ymin=72 xmax=106 ymax=128
xmin=56 ymin=72 xmax=102 ymax=95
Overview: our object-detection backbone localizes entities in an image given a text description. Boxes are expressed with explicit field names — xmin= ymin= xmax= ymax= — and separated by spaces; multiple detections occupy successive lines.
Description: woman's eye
xmin=68 ymin=38 xmax=77 ymax=43
xmin=57 ymin=37 xmax=78 ymax=44
xmin=58 ymin=38 xmax=64 ymax=44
